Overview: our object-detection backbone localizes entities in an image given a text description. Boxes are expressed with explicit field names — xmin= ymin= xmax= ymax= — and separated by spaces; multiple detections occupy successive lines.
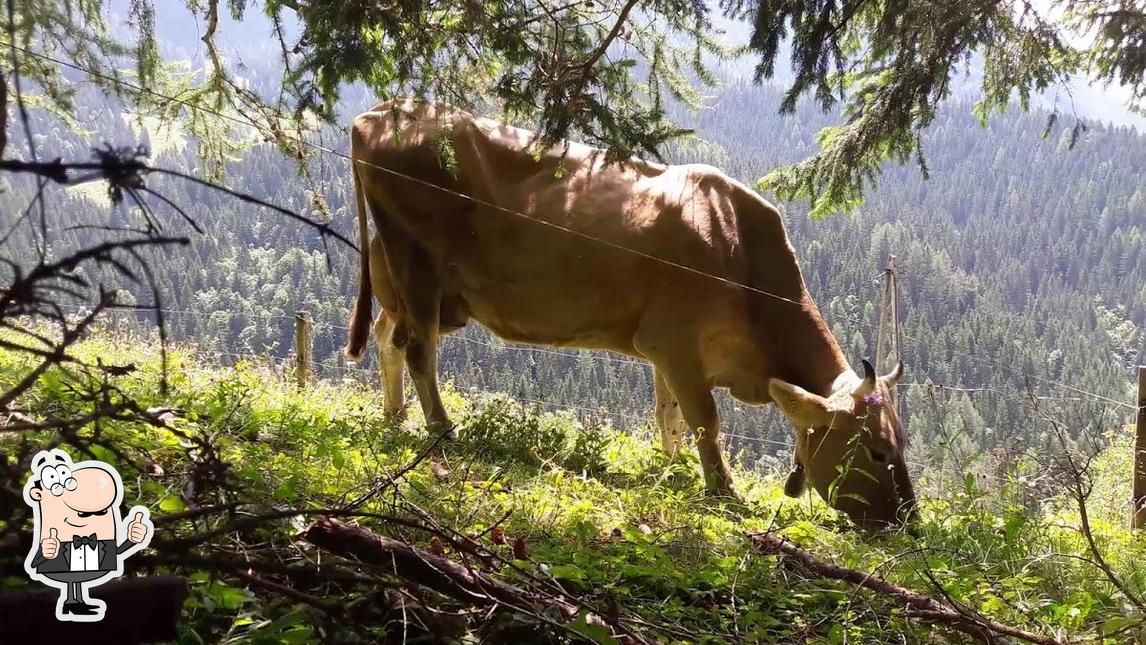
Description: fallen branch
xmin=301 ymin=517 xmax=577 ymax=618
xmin=749 ymin=532 xmax=1061 ymax=645
xmin=393 ymin=499 xmax=663 ymax=643
xmin=301 ymin=518 xmax=658 ymax=642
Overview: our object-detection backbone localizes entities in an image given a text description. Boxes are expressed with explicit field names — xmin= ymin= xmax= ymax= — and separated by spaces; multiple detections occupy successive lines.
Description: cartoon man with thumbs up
xmin=22 ymin=448 xmax=153 ymax=622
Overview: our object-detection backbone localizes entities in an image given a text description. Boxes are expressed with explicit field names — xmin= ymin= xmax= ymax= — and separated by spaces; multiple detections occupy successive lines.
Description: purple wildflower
xmin=861 ymin=391 xmax=884 ymax=407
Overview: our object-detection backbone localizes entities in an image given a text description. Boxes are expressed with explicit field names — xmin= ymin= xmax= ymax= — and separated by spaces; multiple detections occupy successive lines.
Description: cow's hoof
xmin=385 ymin=407 xmax=409 ymax=424
xmin=427 ymin=421 xmax=457 ymax=441
xmin=704 ymin=485 xmax=742 ymax=503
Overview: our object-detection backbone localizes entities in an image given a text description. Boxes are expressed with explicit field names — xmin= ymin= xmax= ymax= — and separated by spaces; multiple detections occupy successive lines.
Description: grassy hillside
xmin=10 ymin=87 xmax=1144 ymax=469
xmin=1 ymin=332 xmax=1144 ymax=643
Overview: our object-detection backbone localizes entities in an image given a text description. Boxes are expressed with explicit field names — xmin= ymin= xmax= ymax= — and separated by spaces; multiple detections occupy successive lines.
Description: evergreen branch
xmin=576 ymin=0 xmax=640 ymax=76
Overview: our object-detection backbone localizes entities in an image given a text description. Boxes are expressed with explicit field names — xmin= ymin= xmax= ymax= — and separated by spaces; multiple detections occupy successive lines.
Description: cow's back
xmin=350 ymin=99 xmax=798 ymax=368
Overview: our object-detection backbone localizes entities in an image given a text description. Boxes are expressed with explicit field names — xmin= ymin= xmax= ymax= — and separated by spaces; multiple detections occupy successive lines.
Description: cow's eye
xmin=869 ymin=448 xmax=887 ymax=463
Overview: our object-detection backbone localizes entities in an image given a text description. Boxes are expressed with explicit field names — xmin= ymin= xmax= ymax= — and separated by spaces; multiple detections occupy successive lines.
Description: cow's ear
xmin=768 ymin=379 xmax=831 ymax=426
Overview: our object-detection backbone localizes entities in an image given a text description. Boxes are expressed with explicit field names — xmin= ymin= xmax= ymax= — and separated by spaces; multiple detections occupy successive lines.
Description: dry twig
xmin=749 ymin=532 xmax=1062 ymax=645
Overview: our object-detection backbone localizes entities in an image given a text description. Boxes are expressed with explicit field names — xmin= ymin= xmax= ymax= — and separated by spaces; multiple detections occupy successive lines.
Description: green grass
xmin=2 ymin=330 xmax=1145 ymax=643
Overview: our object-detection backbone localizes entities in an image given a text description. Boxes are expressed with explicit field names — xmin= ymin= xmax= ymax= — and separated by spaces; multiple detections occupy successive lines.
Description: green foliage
xmin=5 ymin=1 xmax=132 ymax=119
xmin=456 ymin=394 xmax=610 ymax=475
xmin=8 ymin=0 xmax=727 ymax=167
xmin=3 ymin=334 xmax=1145 ymax=642
xmin=1068 ymin=0 xmax=1146 ymax=112
xmin=269 ymin=0 xmax=726 ymax=160
xmin=17 ymin=1 xmax=1145 ymax=210
xmin=3 ymin=82 xmax=1142 ymax=478
xmin=729 ymin=0 xmax=1144 ymax=215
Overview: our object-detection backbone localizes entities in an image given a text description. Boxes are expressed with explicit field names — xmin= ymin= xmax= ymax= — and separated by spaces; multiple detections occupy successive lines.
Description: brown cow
xmin=344 ymin=99 xmax=915 ymax=526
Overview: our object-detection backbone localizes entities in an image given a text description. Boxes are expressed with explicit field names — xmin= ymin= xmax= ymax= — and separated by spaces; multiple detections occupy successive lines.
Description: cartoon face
xmin=27 ymin=454 xmax=121 ymax=541
xmin=22 ymin=447 xmax=154 ymax=623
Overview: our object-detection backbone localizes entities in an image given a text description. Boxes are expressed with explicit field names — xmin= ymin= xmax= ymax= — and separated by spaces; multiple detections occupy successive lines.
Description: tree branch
xmin=749 ymin=532 xmax=1062 ymax=645
xmin=578 ymin=0 xmax=639 ymax=73
xmin=297 ymin=517 xmax=644 ymax=643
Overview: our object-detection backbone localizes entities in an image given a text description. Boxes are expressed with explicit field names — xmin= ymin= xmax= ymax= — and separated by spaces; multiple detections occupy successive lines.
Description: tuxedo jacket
xmin=30 ymin=538 xmax=132 ymax=575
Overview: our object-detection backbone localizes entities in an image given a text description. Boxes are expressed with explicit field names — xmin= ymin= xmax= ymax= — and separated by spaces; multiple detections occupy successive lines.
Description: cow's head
xmin=769 ymin=359 xmax=915 ymax=528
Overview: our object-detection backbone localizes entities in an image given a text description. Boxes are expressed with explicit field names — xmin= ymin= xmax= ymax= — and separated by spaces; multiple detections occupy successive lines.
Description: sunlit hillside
xmin=1 ymin=332 xmax=1142 ymax=643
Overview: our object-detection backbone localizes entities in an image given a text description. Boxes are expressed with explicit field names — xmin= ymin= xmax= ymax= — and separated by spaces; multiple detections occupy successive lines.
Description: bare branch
xmin=750 ymin=532 xmax=1062 ymax=645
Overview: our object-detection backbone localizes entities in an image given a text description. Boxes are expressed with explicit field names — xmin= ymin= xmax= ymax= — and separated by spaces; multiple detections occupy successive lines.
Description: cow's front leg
xmin=654 ymin=370 xmax=688 ymax=455
xmin=657 ymin=363 xmax=737 ymax=499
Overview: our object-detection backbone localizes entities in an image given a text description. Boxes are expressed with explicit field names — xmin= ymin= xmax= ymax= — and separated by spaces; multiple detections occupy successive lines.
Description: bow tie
xmin=72 ymin=534 xmax=98 ymax=548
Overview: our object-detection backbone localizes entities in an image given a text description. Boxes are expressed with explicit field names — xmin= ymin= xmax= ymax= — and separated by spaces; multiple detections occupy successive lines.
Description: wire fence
xmin=58 ymin=287 xmax=1138 ymax=413
xmin=16 ymin=44 xmax=1142 ymax=491
xmin=16 ymin=42 xmax=1137 ymax=411
xmin=58 ymin=303 xmax=1135 ymax=489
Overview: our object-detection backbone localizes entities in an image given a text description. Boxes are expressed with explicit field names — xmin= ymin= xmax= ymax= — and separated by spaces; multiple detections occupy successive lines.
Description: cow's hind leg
xmin=404 ymin=298 xmax=452 ymax=437
xmin=374 ymin=309 xmax=407 ymax=421
xmin=378 ymin=236 xmax=453 ymax=437
xmin=654 ymin=370 xmax=688 ymax=455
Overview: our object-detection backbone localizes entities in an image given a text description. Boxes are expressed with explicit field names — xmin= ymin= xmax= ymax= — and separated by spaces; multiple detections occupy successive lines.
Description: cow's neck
xmin=764 ymin=295 xmax=850 ymax=397
xmin=728 ymin=188 xmax=851 ymax=398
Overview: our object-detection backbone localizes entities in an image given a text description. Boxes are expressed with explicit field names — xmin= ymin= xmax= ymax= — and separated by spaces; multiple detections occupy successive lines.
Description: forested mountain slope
xmin=7 ymin=82 xmax=1144 ymax=474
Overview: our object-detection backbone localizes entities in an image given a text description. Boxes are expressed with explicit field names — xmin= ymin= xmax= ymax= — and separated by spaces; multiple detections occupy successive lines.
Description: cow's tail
xmin=345 ymin=157 xmax=373 ymax=361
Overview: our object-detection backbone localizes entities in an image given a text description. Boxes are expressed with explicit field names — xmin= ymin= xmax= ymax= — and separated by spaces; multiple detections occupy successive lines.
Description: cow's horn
xmin=853 ymin=359 xmax=877 ymax=397
xmin=883 ymin=360 xmax=904 ymax=388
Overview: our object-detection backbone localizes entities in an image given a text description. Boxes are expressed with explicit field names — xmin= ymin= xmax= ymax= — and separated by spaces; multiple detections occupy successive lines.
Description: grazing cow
xmin=344 ymin=99 xmax=916 ymax=526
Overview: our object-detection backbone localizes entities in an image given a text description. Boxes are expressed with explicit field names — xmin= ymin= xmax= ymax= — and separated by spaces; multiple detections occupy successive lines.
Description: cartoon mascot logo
xmin=22 ymin=448 xmax=153 ymax=622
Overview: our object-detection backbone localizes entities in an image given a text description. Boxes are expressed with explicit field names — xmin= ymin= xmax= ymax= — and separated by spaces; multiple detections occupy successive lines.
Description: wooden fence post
xmin=875 ymin=255 xmax=902 ymax=414
xmin=1133 ymin=365 xmax=1146 ymax=529
xmin=294 ymin=311 xmax=313 ymax=388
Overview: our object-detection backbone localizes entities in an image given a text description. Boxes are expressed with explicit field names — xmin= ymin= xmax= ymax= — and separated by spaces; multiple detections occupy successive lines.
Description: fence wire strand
xmin=16 ymin=44 xmax=1137 ymax=418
